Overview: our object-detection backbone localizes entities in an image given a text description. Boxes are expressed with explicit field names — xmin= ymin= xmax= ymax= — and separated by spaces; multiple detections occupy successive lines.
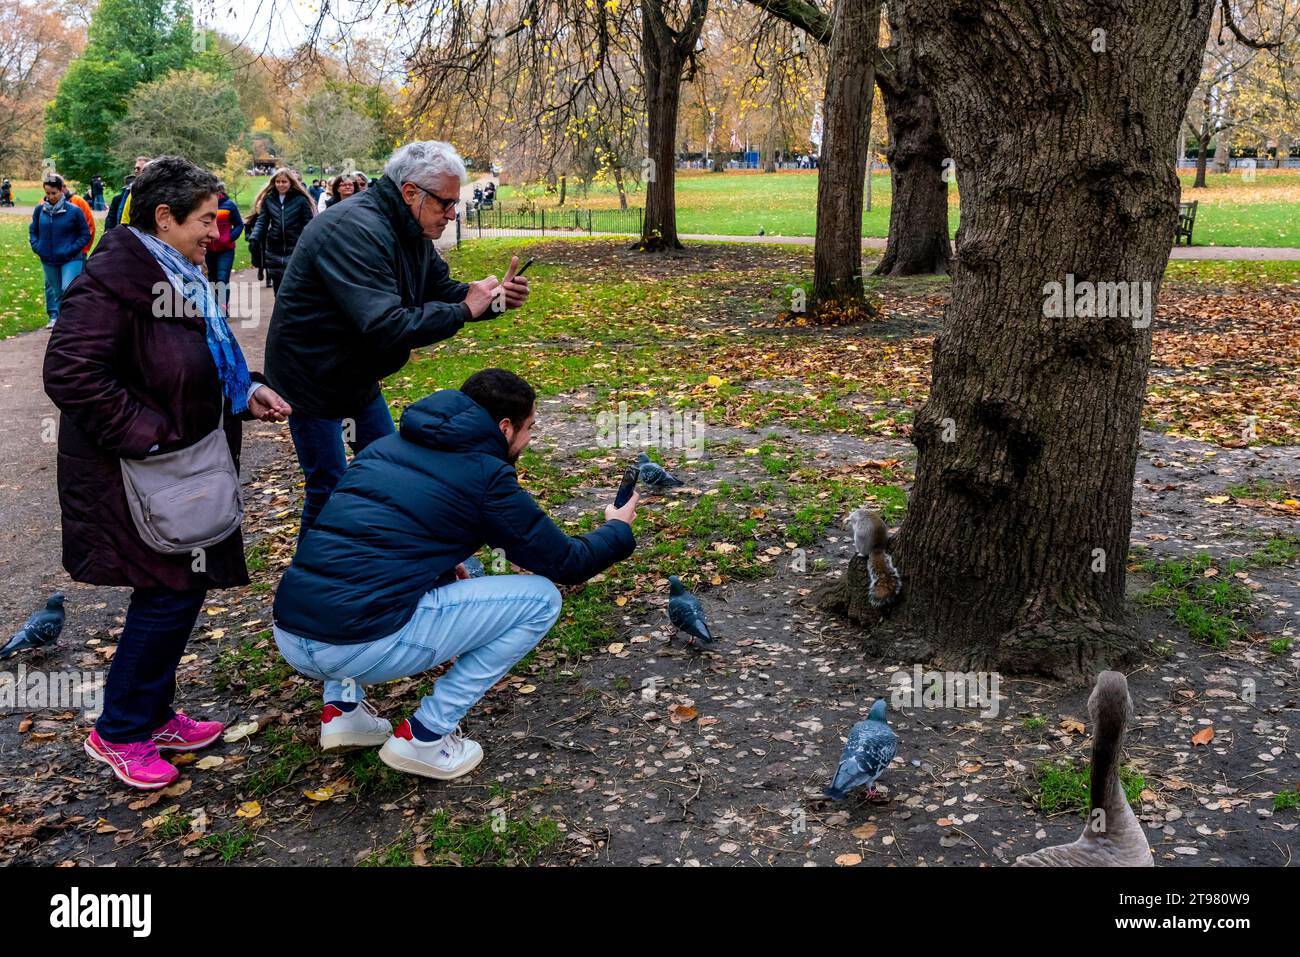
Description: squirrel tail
xmin=863 ymin=513 xmax=902 ymax=609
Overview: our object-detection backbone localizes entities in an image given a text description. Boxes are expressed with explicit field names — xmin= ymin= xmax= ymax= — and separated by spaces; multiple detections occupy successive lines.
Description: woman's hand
xmin=249 ymin=385 xmax=292 ymax=422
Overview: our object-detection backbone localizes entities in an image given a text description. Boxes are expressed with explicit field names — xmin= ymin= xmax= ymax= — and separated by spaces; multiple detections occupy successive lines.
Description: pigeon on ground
xmin=825 ymin=698 xmax=897 ymax=800
xmin=1 ymin=593 xmax=65 ymax=660
xmin=461 ymin=556 xmax=487 ymax=578
xmin=637 ymin=451 xmax=684 ymax=490
xmin=667 ymin=575 xmax=714 ymax=648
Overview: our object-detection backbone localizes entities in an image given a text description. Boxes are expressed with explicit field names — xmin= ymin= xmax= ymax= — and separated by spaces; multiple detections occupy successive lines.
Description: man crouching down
xmin=272 ymin=368 xmax=639 ymax=779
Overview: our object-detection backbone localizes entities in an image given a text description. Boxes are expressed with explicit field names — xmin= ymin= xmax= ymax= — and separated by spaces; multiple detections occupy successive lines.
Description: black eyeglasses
xmin=406 ymin=182 xmax=459 ymax=215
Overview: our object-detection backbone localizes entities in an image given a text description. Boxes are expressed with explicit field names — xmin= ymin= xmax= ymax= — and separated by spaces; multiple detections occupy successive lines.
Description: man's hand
xmin=249 ymin=385 xmax=292 ymax=422
xmin=605 ymin=491 xmax=639 ymax=527
xmin=454 ymin=563 xmax=470 ymax=580
xmin=464 ymin=276 xmax=501 ymax=319
xmin=499 ymin=255 xmax=530 ymax=310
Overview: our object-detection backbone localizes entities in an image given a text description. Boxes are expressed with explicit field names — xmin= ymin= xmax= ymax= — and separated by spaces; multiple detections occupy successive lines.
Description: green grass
xmin=1033 ymin=759 xmax=1145 ymax=817
xmin=1022 ymin=715 xmax=1047 ymax=732
xmin=1225 ymin=478 xmax=1294 ymax=502
xmin=1137 ymin=552 xmax=1254 ymax=649
xmin=242 ymin=725 xmax=317 ymax=797
xmin=362 ymin=808 xmax=561 ymax=866
xmin=491 ymin=168 xmax=1300 ymax=246
xmin=0 ymin=219 xmax=51 ymax=338
xmin=195 ymin=828 xmax=259 ymax=862
xmin=1275 ymin=789 xmax=1300 ymax=811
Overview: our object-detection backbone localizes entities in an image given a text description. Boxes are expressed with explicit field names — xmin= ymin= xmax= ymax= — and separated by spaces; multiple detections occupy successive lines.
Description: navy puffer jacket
xmin=30 ymin=198 xmax=90 ymax=265
xmin=272 ymin=389 xmax=637 ymax=644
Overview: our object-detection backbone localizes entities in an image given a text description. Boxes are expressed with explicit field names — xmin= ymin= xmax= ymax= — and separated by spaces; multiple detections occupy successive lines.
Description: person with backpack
xmin=205 ymin=182 xmax=245 ymax=315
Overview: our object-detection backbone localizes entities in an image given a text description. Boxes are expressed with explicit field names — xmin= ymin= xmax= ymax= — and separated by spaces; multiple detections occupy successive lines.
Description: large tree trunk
xmin=837 ymin=0 xmax=1217 ymax=681
xmin=873 ymin=20 xmax=951 ymax=277
xmin=811 ymin=0 xmax=880 ymax=306
xmin=634 ymin=0 xmax=708 ymax=252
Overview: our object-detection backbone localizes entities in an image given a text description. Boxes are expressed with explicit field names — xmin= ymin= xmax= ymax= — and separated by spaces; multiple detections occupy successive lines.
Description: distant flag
xmin=729 ymin=129 xmax=742 ymax=151
xmin=810 ymin=105 xmax=824 ymax=151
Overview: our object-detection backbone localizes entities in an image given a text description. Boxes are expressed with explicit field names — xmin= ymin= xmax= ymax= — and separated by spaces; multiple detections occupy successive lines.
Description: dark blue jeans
xmin=97 ymin=587 xmax=207 ymax=743
xmin=288 ymin=391 xmax=395 ymax=536
xmin=205 ymin=249 xmax=236 ymax=312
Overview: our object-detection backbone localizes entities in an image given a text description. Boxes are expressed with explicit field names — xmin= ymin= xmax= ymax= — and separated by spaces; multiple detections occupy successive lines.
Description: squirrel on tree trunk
xmin=847 ymin=508 xmax=902 ymax=609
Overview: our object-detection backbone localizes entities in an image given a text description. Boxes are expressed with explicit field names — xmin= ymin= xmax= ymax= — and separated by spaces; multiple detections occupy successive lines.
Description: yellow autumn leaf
xmin=1204 ymin=495 xmax=1230 ymax=504
xmin=236 ymin=801 xmax=262 ymax=819
xmin=303 ymin=787 xmax=335 ymax=802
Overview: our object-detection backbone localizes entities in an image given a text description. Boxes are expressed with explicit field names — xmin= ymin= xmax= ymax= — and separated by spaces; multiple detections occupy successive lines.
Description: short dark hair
xmin=130 ymin=155 xmax=219 ymax=233
xmin=461 ymin=369 xmax=535 ymax=428
xmin=43 ymin=173 xmax=64 ymax=189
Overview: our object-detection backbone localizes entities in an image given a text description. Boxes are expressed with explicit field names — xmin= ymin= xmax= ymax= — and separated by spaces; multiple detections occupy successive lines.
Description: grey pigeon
xmin=637 ymin=451 xmax=684 ymax=490
xmin=1 ymin=593 xmax=65 ymax=660
xmin=825 ymin=699 xmax=897 ymax=800
xmin=667 ymin=575 xmax=714 ymax=647
xmin=462 ymin=555 xmax=486 ymax=578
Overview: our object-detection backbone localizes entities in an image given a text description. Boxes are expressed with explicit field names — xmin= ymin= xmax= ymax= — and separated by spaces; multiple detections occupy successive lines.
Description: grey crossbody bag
xmin=119 ymin=401 xmax=243 ymax=554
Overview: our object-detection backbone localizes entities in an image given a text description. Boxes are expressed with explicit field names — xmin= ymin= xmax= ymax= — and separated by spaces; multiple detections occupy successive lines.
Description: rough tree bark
xmin=811 ymin=0 xmax=880 ymax=306
xmin=635 ymin=0 xmax=708 ymax=252
xmin=873 ymin=17 xmax=951 ymax=276
xmin=827 ymin=0 xmax=1219 ymax=681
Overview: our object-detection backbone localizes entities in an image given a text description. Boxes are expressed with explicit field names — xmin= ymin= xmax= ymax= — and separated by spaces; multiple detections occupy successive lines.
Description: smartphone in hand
xmin=614 ymin=463 xmax=639 ymax=508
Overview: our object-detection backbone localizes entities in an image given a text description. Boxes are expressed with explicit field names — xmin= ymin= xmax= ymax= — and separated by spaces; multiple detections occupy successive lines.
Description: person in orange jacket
xmin=65 ymin=185 xmax=95 ymax=256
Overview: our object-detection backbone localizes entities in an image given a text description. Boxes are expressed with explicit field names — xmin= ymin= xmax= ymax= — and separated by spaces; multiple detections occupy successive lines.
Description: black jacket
xmin=264 ymin=175 xmax=471 ymax=419
xmin=105 ymin=187 xmax=129 ymax=229
xmin=273 ymin=389 xmax=637 ymax=643
xmin=247 ymin=190 xmax=313 ymax=272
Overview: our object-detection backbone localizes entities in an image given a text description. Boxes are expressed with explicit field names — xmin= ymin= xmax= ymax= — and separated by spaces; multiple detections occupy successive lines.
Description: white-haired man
xmin=265 ymin=141 xmax=529 ymax=535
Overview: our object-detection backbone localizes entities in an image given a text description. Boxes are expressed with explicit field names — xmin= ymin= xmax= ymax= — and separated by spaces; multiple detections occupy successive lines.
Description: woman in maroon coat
xmin=43 ymin=156 xmax=291 ymax=791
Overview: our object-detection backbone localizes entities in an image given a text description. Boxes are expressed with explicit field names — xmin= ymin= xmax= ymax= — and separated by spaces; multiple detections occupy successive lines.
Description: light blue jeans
xmin=41 ymin=255 xmax=85 ymax=321
xmin=274 ymin=574 xmax=563 ymax=736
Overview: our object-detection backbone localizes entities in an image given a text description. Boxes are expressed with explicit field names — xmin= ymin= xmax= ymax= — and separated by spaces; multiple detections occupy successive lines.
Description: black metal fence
xmin=457 ymin=205 xmax=643 ymax=242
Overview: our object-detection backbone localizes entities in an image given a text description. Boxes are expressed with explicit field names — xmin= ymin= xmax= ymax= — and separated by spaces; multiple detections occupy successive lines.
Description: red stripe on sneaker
xmin=394 ymin=719 xmax=413 ymax=741
xmin=321 ymin=704 xmax=345 ymax=724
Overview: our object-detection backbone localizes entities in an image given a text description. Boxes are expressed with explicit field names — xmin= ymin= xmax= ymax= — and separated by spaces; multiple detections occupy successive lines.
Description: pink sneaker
xmin=152 ymin=712 xmax=225 ymax=752
xmin=85 ymin=730 xmax=180 ymax=790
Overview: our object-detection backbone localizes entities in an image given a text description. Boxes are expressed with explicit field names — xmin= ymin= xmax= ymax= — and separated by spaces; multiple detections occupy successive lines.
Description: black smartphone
xmin=614 ymin=463 xmax=639 ymax=508
xmin=513 ymin=257 xmax=535 ymax=277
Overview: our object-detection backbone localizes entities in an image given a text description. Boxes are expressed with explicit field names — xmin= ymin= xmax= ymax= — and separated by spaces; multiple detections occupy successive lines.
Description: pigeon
xmin=825 ymin=698 xmax=897 ymax=800
xmin=461 ymin=555 xmax=487 ymax=578
xmin=637 ymin=451 xmax=684 ymax=490
xmin=1 ymin=593 xmax=65 ymax=660
xmin=666 ymin=575 xmax=714 ymax=647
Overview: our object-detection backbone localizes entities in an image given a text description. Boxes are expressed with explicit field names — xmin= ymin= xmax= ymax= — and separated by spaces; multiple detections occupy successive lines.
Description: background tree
xmin=0 ymin=0 xmax=83 ymax=175
xmin=286 ymin=88 xmax=379 ymax=172
xmin=810 ymin=0 xmax=879 ymax=308
xmin=112 ymin=67 xmax=247 ymax=170
xmin=44 ymin=0 xmax=196 ymax=181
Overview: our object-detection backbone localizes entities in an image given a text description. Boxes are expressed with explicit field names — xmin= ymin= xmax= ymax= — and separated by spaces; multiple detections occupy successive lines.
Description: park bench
xmin=1175 ymin=200 xmax=1197 ymax=246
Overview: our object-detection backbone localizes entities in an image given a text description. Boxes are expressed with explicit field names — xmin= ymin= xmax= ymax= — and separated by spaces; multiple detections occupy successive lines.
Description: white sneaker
xmin=319 ymin=699 xmax=392 ymax=750
xmin=379 ymin=722 xmax=484 ymax=780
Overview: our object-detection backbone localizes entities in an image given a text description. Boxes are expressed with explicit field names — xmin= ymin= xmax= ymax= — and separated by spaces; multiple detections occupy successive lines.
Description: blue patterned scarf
xmin=131 ymin=226 xmax=253 ymax=413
